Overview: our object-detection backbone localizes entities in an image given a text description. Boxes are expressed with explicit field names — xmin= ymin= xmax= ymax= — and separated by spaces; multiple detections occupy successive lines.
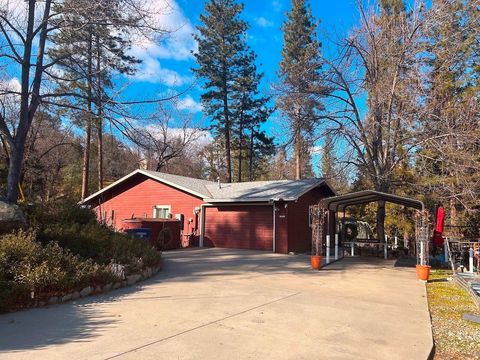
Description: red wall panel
xmin=287 ymin=186 xmax=333 ymax=253
xmin=203 ymin=205 xmax=273 ymax=251
xmin=91 ymin=174 xmax=204 ymax=235
xmin=274 ymin=202 xmax=289 ymax=254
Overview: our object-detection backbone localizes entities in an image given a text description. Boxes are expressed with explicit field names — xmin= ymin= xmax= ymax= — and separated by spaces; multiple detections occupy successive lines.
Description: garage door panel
xmin=203 ymin=205 xmax=273 ymax=251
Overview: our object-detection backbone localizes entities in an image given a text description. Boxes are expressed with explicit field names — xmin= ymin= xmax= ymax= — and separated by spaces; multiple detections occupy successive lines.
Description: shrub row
xmin=0 ymin=202 xmax=161 ymax=313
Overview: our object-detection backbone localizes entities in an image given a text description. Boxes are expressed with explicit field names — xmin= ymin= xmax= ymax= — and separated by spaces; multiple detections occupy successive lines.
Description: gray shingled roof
xmin=204 ymin=178 xmax=326 ymax=202
xmin=81 ymin=169 xmax=331 ymax=204
xmin=140 ymin=170 xmax=214 ymax=198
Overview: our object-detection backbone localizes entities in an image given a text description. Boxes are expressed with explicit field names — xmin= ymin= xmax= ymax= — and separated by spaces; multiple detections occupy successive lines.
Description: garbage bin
xmin=125 ymin=228 xmax=151 ymax=243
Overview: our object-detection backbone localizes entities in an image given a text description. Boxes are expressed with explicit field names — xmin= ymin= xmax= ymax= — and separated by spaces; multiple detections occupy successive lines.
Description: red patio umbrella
xmin=432 ymin=206 xmax=445 ymax=246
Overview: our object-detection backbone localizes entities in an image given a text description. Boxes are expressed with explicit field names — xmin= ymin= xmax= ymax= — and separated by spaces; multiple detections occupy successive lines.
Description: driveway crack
xmin=104 ymin=292 xmax=301 ymax=359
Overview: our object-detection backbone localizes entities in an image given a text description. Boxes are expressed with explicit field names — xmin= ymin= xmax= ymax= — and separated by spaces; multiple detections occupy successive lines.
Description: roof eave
xmin=204 ymin=197 xmax=299 ymax=203
xmin=81 ymin=169 xmax=210 ymax=204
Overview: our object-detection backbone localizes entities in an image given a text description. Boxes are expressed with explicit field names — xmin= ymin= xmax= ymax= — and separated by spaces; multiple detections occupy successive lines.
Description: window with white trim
xmin=153 ymin=205 xmax=171 ymax=219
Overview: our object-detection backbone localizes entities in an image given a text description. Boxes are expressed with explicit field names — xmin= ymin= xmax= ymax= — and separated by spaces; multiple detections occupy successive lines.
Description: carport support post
xmin=326 ymin=235 xmax=330 ymax=264
xmin=469 ymin=247 xmax=474 ymax=273
xmin=444 ymin=238 xmax=449 ymax=264
xmin=334 ymin=233 xmax=339 ymax=260
xmin=384 ymin=235 xmax=388 ymax=260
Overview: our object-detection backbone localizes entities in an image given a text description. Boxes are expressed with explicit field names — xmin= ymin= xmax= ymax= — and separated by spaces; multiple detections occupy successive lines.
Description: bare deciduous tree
xmin=133 ymin=108 xmax=205 ymax=173
xmin=0 ymin=0 xmax=174 ymax=203
xmin=320 ymin=1 xmax=428 ymax=240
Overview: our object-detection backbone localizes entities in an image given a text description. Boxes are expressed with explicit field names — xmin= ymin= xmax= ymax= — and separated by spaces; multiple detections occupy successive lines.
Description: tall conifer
xmin=193 ymin=0 xmax=247 ymax=183
xmin=277 ymin=0 xmax=327 ymax=180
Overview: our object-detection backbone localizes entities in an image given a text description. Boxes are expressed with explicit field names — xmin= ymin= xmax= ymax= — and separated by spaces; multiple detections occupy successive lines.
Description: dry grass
xmin=427 ymin=270 xmax=480 ymax=359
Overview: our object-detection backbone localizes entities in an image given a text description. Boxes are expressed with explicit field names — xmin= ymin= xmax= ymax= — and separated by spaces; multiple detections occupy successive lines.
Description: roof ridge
xmin=212 ymin=178 xmax=325 ymax=186
xmin=142 ymin=170 xmax=217 ymax=185
xmin=142 ymin=170 xmax=215 ymax=197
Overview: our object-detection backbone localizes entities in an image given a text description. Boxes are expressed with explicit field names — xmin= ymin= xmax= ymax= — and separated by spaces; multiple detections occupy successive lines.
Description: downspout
xmin=199 ymin=204 xmax=206 ymax=248
xmin=272 ymin=201 xmax=276 ymax=253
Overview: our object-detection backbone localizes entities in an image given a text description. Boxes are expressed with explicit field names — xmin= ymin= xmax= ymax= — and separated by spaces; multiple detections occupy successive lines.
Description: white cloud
xmin=0 ymin=77 xmax=21 ymax=100
xmin=132 ymin=57 xmax=190 ymax=86
xmin=255 ymin=16 xmax=274 ymax=28
xmin=176 ymin=95 xmax=203 ymax=113
xmin=4 ymin=77 xmax=21 ymax=92
xmin=129 ymin=0 xmax=196 ymax=84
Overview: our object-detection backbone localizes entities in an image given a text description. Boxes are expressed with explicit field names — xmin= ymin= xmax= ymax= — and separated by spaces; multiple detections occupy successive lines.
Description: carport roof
xmin=81 ymin=169 xmax=336 ymax=204
xmin=319 ymin=190 xmax=424 ymax=211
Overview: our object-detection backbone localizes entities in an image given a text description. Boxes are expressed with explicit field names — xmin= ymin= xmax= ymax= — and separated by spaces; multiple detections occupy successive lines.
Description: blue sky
xmin=0 ymin=0 xmax=362 ymax=175
xmin=2 ymin=0 xmax=361 ymax=150
xmin=123 ymin=0 xmax=361 ymax=135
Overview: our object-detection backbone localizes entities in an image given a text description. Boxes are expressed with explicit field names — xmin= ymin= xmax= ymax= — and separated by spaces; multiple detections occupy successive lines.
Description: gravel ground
xmin=427 ymin=270 xmax=480 ymax=359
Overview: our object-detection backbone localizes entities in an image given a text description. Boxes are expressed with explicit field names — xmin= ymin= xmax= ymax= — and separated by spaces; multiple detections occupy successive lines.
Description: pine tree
xmin=193 ymin=0 xmax=248 ymax=183
xmin=417 ymin=0 xmax=479 ymax=229
xmin=231 ymin=50 xmax=274 ymax=181
xmin=49 ymin=0 xmax=139 ymax=198
xmin=277 ymin=0 xmax=327 ymax=180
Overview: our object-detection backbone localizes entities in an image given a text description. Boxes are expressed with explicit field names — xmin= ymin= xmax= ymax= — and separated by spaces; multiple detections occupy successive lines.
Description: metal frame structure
xmin=319 ymin=190 xmax=424 ymax=212
xmin=311 ymin=190 xmax=427 ymax=266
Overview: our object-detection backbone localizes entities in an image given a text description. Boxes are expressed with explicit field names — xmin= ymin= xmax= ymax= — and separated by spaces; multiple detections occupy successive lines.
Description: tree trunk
xmin=376 ymin=200 xmax=386 ymax=242
xmin=4 ymin=0 xmax=51 ymax=203
xmin=6 ymin=146 xmax=24 ymax=203
xmin=223 ymin=95 xmax=232 ymax=183
xmin=95 ymin=35 xmax=103 ymax=190
xmin=81 ymin=32 xmax=93 ymax=201
xmin=81 ymin=119 xmax=92 ymax=200
xmin=294 ymin=130 xmax=301 ymax=180
xmin=97 ymin=117 xmax=103 ymax=190
xmin=237 ymin=111 xmax=244 ymax=182
xmin=449 ymin=198 xmax=457 ymax=236
xmin=5 ymin=0 xmax=36 ymax=203
xmin=248 ymin=127 xmax=254 ymax=181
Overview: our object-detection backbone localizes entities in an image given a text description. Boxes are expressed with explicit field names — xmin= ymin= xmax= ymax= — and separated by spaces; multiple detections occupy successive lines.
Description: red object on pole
xmin=435 ymin=206 xmax=445 ymax=233
xmin=432 ymin=206 xmax=445 ymax=246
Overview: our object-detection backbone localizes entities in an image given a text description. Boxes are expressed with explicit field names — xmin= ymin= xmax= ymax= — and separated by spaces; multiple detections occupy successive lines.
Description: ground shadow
xmin=394 ymin=256 xmax=417 ymax=268
xmin=0 ymin=296 xmax=120 ymax=352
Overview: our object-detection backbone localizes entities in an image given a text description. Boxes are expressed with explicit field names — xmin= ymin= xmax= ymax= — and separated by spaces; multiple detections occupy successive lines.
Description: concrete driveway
xmin=0 ymin=249 xmax=433 ymax=360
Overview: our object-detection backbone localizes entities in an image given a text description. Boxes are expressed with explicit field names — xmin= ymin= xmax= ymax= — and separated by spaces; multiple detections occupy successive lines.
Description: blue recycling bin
xmin=125 ymin=228 xmax=151 ymax=243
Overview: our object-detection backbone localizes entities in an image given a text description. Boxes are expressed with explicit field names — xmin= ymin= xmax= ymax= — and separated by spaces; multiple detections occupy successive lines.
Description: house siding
xmin=91 ymin=173 xmax=204 ymax=235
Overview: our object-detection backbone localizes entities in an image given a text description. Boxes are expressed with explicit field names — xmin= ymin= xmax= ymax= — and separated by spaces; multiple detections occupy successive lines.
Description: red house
xmin=81 ymin=169 xmax=335 ymax=254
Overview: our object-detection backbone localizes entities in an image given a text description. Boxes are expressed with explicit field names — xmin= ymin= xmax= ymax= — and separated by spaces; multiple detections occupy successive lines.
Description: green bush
xmin=0 ymin=200 xmax=161 ymax=312
xmin=25 ymin=200 xmax=161 ymax=273
xmin=39 ymin=222 xmax=160 ymax=274
xmin=22 ymin=201 xmax=97 ymax=228
xmin=0 ymin=230 xmax=119 ymax=312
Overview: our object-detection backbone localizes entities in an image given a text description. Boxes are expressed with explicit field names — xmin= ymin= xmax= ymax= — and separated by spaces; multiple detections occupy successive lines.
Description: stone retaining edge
xmin=37 ymin=261 xmax=162 ymax=308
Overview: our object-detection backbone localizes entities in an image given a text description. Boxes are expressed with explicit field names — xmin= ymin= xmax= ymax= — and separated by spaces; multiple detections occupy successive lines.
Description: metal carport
xmin=314 ymin=190 xmax=425 ymax=263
